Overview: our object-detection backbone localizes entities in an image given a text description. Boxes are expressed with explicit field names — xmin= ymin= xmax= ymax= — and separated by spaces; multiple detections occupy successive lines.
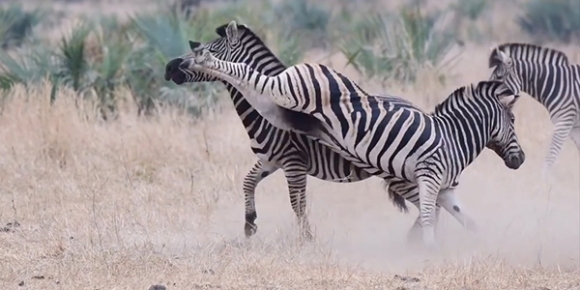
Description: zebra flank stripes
xmin=165 ymin=21 xmax=377 ymax=240
xmin=179 ymin=37 xmax=525 ymax=247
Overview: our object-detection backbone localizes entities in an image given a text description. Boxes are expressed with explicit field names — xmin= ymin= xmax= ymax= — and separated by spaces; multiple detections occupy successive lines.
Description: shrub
xmin=451 ymin=0 xmax=489 ymax=21
xmin=270 ymin=0 xmax=331 ymax=48
xmin=0 ymin=1 xmax=317 ymax=117
xmin=0 ymin=5 xmax=45 ymax=49
xmin=0 ymin=8 xmax=227 ymax=118
xmin=447 ymin=0 xmax=490 ymax=44
xmin=339 ymin=6 xmax=460 ymax=85
xmin=518 ymin=0 xmax=580 ymax=44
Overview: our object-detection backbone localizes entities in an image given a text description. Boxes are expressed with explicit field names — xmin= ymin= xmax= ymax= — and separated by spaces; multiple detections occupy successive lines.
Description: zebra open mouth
xmin=164 ymin=58 xmax=186 ymax=85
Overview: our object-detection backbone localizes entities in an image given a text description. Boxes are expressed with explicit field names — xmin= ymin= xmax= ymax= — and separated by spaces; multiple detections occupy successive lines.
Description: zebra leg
xmin=436 ymin=188 xmax=478 ymax=231
xmin=283 ymin=161 xmax=313 ymax=241
xmin=406 ymin=204 xmax=442 ymax=244
xmin=406 ymin=214 xmax=422 ymax=244
xmin=416 ymin=175 xmax=442 ymax=249
xmin=433 ymin=205 xmax=442 ymax=238
xmin=243 ymin=161 xmax=279 ymax=238
xmin=542 ymin=118 xmax=575 ymax=178
xmin=569 ymin=125 xmax=580 ymax=152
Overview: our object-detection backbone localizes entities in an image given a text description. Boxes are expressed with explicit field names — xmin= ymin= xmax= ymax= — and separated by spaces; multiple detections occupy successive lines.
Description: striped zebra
xmin=164 ymin=21 xmax=406 ymax=241
xmin=165 ymin=21 xmax=462 ymax=244
xmin=488 ymin=43 xmax=580 ymax=177
xmin=175 ymin=45 xmax=526 ymax=248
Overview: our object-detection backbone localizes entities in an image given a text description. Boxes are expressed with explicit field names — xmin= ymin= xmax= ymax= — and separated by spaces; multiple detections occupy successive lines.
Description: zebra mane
xmin=215 ymin=22 xmax=264 ymax=49
xmin=433 ymin=81 xmax=512 ymax=115
xmin=214 ymin=22 xmax=289 ymax=69
xmin=214 ymin=22 xmax=323 ymax=134
xmin=488 ymin=43 xmax=569 ymax=68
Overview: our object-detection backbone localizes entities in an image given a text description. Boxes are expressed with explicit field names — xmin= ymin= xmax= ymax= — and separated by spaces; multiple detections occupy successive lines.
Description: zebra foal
xmin=176 ymin=46 xmax=526 ymax=248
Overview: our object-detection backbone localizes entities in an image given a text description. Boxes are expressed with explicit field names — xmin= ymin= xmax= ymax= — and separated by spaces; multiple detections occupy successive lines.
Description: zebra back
xmin=432 ymin=81 xmax=514 ymax=116
xmin=489 ymin=43 xmax=569 ymax=68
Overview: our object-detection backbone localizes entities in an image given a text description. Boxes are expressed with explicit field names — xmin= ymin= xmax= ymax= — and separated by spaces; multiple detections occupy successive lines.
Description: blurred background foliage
xmin=0 ymin=0 xmax=578 ymax=119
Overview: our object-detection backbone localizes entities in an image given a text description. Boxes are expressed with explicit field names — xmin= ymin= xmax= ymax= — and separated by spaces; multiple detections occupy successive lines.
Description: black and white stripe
xmin=165 ymin=21 xmax=451 ymax=242
xmin=165 ymin=22 xmax=377 ymax=240
xmin=489 ymin=43 xmax=580 ymax=177
xmin=177 ymin=43 xmax=526 ymax=248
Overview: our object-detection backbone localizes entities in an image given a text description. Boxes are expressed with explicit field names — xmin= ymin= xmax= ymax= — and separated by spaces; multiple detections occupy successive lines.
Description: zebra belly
xmin=248 ymin=139 xmax=284 ymax=166
xmin=343 ymin=126 xmax=420 ymax=181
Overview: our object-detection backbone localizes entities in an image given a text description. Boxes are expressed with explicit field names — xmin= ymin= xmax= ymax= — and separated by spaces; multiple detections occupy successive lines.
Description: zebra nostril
xmin=507 ymin=154 xmax=523 ymax=169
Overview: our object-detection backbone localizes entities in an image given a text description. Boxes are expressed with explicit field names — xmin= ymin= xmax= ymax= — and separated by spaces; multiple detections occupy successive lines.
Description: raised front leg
xmin=283 ymin=161 xmax=313 ymax=241
xmin=542 ymin=118 xmax=576 ymax=178
xmin=243 ymin=161 xmax=279 ymax=238
xmin=569 ymin=124 xmax=580 ymax=152
xmin=436 ymin=188 xmax=478 ymax=232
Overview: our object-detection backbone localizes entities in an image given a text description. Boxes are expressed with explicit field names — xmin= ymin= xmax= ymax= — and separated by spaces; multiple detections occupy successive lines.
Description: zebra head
xmin=165 ymin=20 xmax=258 ymax=85
xmin=484 ymin=81 xmax=525 ymax=170
xmin=488 ymin=48 xmax=523 ymax=99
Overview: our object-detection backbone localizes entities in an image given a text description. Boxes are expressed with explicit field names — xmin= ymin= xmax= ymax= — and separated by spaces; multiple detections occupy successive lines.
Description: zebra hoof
xmin=244 ymin=222 xmax=258 ymax=237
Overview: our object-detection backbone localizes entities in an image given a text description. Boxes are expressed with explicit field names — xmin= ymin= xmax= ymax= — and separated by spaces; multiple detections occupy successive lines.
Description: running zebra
xmin=175 ymin=46 xmax=526 ymax=248
xmin=488 ymin=43 xmax=580 ymax=177
xmin=165 ymin=21 xmax=456 ymax=243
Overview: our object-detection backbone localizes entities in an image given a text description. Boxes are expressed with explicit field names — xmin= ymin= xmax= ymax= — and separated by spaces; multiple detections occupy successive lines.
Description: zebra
xmin=164 ymin=21 xmax=397 ymax=241
xmin=175 ymin=45 xmax=526 ymax=248
xmin=165 ymin=21 xmax=477 ymax=244
xmin=488 ymin=43 xmax=580 ymax=178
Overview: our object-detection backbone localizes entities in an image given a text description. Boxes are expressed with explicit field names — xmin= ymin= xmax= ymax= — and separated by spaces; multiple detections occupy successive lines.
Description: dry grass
xmin=0 ymin=1 xmax=579 ymax=289
xmin=0 ymin=55 xmax=578 ymax=289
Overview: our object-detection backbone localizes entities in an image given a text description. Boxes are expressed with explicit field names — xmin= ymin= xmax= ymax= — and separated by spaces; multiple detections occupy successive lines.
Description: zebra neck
xmin=516 ymin=62 xmax=539 ymax=102
xmin=217 ymin=46 xmax=288 ymax=129
xmin=434 ymin=109 xmax=490 ymax=170
xmin=516 ymin=62 xmax=573 ymax=109
xmin=213 ymin=61 xmax=300 ymax=113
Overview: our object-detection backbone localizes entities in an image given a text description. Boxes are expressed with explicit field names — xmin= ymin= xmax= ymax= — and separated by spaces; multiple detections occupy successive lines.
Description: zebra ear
xmin=189 ymin=41 xmax=200 ymax=51
xmin=488 ymin=46 xmax=501 ymax=68
xmin=499 ymin=94 xmax=519 ymax=109
xmin=497 ymin=50 xmax=513 ymax=66
xmin=225 ymin=20 xmax=240 ymax=45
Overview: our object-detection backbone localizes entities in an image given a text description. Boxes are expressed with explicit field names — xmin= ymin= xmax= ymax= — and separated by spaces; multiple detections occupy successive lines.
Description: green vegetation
xmin=448 ymin=0 xmax=491 ymax=44
xmin=339 ymin=5 xmax=460 ymax=85
xmin=271 ymin=0 xmax=331 ymax=48
xmin=518 ymin=0 xmax=580 ymax=44
xmin=0 ymin=5 xmax=45 ymax=49
xmin=0 ymin=7 xmax=224 ymax=118
xmin=0 ymin=0 xmax=578 ymax=119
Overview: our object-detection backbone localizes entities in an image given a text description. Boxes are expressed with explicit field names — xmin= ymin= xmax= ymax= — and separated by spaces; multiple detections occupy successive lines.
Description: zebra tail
xmin=383 ymin=182 xmax=409 ymax=213
xmin=389 ymin=191 xmax=409 ymax=213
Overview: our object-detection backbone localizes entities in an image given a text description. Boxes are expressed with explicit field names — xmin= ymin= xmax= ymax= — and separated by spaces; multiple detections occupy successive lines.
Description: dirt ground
xmin=0 ymin=0 xmax=580 ymax=287
xmin=0 ymin=43 xmax=579 ymax=289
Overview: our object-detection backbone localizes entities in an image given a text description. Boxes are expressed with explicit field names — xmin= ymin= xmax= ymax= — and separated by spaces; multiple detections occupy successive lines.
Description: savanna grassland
xmin=0 ymin=0 xmax=579 ymax=289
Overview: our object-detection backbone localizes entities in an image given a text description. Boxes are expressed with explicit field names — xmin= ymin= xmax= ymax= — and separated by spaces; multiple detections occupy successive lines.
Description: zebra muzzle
xmin=505 ymin=152 xmax=525 ymax=169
